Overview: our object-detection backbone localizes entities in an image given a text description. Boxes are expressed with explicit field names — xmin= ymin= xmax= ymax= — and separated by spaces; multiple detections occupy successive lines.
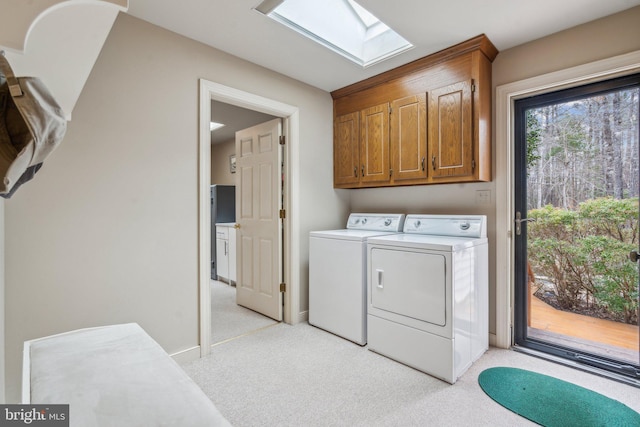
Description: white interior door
xmin=235 ymin=118 xmax=283 ymax=321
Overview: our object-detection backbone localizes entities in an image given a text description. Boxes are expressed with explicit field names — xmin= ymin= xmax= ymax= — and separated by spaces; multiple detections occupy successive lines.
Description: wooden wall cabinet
xmin=334 ymin=111 xmax=360 ymax=186
xmin=391 ymin=94 xmax=427 ymax=182
xmin=334 ymin=95 xmax=426 ymax=186
xmin=334 ymin=102 xmax=391 ymax=186
xmin=360 ymin=103 xmax=390 ymax=184
xmin=428 ymin=80 xmax=473 ymax=179
xmin=332 ymin=34 xmax=498 ymax=189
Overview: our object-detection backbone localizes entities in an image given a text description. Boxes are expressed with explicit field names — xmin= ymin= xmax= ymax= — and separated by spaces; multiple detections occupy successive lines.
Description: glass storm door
xmin=514 ymin=73 xmax=640 ymax=383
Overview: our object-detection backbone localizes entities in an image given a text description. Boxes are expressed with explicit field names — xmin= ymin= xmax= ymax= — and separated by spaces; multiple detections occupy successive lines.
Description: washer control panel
xmin=346 ymin=213 xmax=405 ymax=232
xmin=403 ymin=214 xmax=486 ymax=238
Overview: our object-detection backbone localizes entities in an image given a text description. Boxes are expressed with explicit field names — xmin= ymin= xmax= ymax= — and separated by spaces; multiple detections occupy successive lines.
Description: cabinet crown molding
xmin=331 ymin=34 xmax=497 ymax=100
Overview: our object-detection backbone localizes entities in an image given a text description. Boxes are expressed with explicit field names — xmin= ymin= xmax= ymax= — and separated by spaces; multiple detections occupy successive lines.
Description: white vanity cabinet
xmin=215 ymin=223 xmax=236 ymax=283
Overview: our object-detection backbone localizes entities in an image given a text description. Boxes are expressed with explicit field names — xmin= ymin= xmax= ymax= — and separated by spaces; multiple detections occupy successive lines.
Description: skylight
xmin=254 ymin=0 xmax=413 ymax=67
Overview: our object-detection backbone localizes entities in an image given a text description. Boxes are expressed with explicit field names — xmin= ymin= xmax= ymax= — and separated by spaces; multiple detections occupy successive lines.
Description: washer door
xmin=370 ymin=247 xmax=446 ymax=326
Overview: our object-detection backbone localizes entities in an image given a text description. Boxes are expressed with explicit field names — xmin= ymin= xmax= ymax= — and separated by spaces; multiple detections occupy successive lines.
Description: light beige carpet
xmin=184 ymin=321 xmax=640 ymax=427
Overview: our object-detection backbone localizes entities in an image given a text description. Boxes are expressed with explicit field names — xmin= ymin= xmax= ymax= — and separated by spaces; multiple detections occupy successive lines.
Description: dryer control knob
xmin=384 ymin=218 xmax=392 ymax=226
xmin=361 ymin=218 xmax=367 ymax=225
xmin=414 ymin=220 xmax=421 ymax=228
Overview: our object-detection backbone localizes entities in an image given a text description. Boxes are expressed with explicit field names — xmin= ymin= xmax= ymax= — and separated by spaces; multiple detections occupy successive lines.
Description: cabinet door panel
xmin=428 ymin=81 xmax=473 ymax=178
xmin=334 ymin=112 xmax=360 ymax=186
xmin=360 ymin=103 xmax=390 ymax=183
xmin=391 ymin=94 xmax=427 ymax=181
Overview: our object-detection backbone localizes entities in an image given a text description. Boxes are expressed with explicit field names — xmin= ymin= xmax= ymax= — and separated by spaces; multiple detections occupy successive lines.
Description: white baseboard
xmin=489 ymin=333 xmax=496 ymax=348
xmin=489 ymin=333 xmax=507 ymax=349
xmin=170 ymin=346 xmax=201 ymax=365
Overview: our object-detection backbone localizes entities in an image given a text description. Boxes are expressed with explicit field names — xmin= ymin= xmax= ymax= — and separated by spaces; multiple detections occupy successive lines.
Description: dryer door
xmin=370 ymin=247 xmax=446 ymax=326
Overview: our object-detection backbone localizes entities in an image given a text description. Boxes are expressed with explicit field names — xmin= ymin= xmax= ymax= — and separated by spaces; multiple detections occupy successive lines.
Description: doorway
xmin=210 ymin=102 xmax=279 ymax=344
xmin=198 ymin=79 xmax=300 ymax=356
xmin=513 ymin=74 xmax=640 ymax=382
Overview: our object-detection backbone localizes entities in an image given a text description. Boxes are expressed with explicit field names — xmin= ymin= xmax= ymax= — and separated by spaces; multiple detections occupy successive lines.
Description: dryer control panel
xmin=403 ymin=214 xmax=486 ymax=238
xmin=346 ymin=213 xmax=405 ymax=232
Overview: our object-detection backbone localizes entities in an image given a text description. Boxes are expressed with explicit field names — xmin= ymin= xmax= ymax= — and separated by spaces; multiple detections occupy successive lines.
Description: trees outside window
xmin=525 ymin=85 xmax=640 ymax=326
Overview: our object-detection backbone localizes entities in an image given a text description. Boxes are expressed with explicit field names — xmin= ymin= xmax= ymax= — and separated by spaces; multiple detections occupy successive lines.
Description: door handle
xmin=514 ymin=211 xmax=536 ymax=236
xmin=234 ymin=223 xmax=240 ymax=229
xmin=421 ymin=157 xmax=425 ymax=171
xmin=376 ymin=269 xmax=384 ymax=289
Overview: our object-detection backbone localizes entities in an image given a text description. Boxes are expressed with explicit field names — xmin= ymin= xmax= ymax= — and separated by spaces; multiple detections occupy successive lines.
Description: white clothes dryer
xmin=366 ymin=214 xmax=488 ymax=383
xmin=309 ymin=213 xmax=405 ymax=345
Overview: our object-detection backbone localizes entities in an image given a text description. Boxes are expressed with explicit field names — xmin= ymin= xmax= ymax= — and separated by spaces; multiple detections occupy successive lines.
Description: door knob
xmin=234 ymin=223 xmax=240 ymax=229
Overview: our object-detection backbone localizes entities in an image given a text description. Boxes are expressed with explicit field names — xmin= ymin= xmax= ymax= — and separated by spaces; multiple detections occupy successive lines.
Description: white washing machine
xmin=367 ymin=214 xmax=488 ymax=383
xmin=309 ymin=213 xmax=405 ymax=345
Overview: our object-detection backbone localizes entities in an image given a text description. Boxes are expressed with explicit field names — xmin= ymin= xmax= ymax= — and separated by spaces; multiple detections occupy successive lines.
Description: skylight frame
xmin=254 ymin=0 xmax=413 ymax=68
xmin=346 ymin=0 xmax=379 ymax=29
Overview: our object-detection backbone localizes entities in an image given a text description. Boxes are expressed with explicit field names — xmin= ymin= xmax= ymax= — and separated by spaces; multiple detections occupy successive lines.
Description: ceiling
xmin=126 ymin=1 xmax=640 ymax=145
xmin=210 ymin=101 xmax=277 ymax=144
xmin=127 ymin=0 xmax=640 ymax=93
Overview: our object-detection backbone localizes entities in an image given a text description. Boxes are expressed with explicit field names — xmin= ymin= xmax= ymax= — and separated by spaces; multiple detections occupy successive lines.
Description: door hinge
xmin=279 ymin=209 xmax=286 ymax=219
xmin=279 ymin=135 xmax=285 ymax=145
xmin=280 ymin=283 xmax=286 ymax=292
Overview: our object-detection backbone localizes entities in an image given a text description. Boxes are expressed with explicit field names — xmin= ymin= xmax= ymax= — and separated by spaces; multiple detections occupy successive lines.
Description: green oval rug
xmin=478 ymin=367 xmax=640 ymax=427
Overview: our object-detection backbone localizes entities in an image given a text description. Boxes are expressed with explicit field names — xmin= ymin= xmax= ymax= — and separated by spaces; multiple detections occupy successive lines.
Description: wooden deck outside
xmin=529 ymin=292 xmax=639 ymax=354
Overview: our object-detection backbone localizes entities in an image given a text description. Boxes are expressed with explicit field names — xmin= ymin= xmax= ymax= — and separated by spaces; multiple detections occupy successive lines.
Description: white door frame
xmin=493 ymin=50 xmax=640 ymax=349
xmin=198 ymin=79 xmax=300 ymax=356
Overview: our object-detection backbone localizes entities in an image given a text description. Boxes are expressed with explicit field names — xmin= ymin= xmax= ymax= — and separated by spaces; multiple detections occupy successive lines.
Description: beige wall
xmin=493 ymin=6 xmax=640 ymax=87
xmin=3 ymin=12 xmax=341 ymax=402
xmin=211 ymin=139 xmax=237 ymax=186
xmin=351 ymin=6 xmax=640 ymax=340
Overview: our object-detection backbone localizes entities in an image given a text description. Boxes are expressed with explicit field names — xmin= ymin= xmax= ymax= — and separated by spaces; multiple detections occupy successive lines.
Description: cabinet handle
xmin=361 ymin=165 xmax=364 ymax=177
xmin=421 ymin=157 xmax=425 ymax=171
xmin=225 ymin=241 xmax=228 ymax=256
xmin=354 ymin=166 xmax=357 ymax=177
xmin=432 ymin=156 xmax=436 ymax=170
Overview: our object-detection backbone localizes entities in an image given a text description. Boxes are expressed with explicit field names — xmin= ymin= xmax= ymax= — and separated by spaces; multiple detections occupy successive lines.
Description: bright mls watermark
xmin=0 ymin=405 xmax=68 ymax=426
